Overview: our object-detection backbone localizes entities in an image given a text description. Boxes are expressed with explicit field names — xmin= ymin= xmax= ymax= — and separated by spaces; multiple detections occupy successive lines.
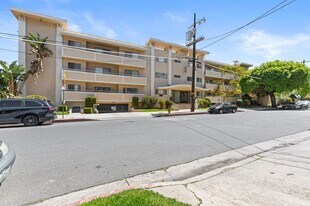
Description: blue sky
xmin=0 ymin=0 xmax=309 ymax=66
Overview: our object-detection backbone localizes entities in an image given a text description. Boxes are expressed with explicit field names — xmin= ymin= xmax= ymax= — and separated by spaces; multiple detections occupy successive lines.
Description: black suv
xmin=0 ymin=99 xmax=56 ymax=126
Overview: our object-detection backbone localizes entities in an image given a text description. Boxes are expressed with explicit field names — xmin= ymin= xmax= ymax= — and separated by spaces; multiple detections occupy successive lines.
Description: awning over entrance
xmin=157 ymin=84 xmax=209 ymax=92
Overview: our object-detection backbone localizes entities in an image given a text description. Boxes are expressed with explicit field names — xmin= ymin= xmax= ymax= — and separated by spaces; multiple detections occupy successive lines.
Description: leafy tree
xmin=212 ymin=65 xmax=246 ymax=97
xmin=240 ymin=60 xmax=310 ymax=107
xmin=0 ymin=61 xmax=26 ymax=97
xmin=21 ymin=33 xmax=53 ymax=90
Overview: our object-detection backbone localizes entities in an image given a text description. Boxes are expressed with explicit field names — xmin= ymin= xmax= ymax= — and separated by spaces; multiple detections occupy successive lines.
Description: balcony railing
xmin=63 ymin=90 xmax=146 ymax=102
xmin=205 ymin=70 xmax=234 ymax=79
xmin=63 ymin=69 xmax=147 ymax=86
xmin=62 ymin=47 xmax=146 ymax=68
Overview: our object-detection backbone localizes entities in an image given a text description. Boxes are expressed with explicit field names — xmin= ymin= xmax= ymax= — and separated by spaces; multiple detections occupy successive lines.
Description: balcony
xmin=62 ymin=47 xmax=146 ymax=68
xmin=63 ymin=91 xmax=146 ymax=103
xmin=205 ymin=83 xmax=218 ymax=90
xmin=63 ymin=69 xmax=147 ymax=86
xmin=205 ymin=70 xmax=234 ymax=79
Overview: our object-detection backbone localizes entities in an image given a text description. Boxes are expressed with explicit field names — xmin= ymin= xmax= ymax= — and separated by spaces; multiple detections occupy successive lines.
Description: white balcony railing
xmin=62 ymin=47 xmax=146 ymax=68
xmin=63 ymin=69 xmax=147 ymax=86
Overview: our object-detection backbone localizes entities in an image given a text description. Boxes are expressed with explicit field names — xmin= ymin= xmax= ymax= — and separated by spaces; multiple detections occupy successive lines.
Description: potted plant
xmin=165 ymin=100 xmax=173 ymax=114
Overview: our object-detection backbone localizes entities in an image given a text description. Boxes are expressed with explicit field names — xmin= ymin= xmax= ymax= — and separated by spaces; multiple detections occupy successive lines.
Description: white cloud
xmin=239 ymin=30 xmax=310 ymax=60
xmin=164 ymin=11 xmax=188 ymax=23
xmin=68 ymin=23 xmax=81 ymax=32
xmin=84 ymin=13 xmax=116 ymax=39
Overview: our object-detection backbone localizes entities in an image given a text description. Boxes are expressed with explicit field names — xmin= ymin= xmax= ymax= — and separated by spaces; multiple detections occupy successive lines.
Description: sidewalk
xmin=34 ymin=131 xmax=310 ymax=206
xmin=54 ymin=109 xmax=208 ymax=122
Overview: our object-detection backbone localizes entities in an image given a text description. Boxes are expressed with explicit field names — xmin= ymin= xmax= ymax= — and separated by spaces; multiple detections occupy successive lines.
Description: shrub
xmin=277 ymin=97 xmax=292 ymax=105
xmin=159 ymin=100 xmax=166 ymax=109
xmin=197 ymin=98 xmax=208 ymax=108
xmin=165 ymin=99 xmax=173 ymax=109
xmin=58 ymin=105 xmax=68 ymax=112
xmin=236 ymin=99 xmax=243 ymax=107
xmin=132 ymin=97 xmax=139 ymax=108
xmin=85 ymin=96 xmax=97 ymax=107
xmin=204 ymin=97 xmax=211 ymax=107
xmin=26 ymin=94 xmax=47 ymax=100
xmin=243 ymin=99 xmax=251 ymax=106
xmin=84 ymin=107 xmax=93 ymax=114
xmin=142 ymin=96 xmax=158 ymax=109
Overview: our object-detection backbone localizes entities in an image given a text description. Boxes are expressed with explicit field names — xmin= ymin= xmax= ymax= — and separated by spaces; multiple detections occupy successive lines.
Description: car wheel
xmin=23 ymin=115 xmax=39 ymax=126
xmin=232 ymin=109 xmax=236 ymax=113
xmin=218 ymin=109 xmax=223 ymax=114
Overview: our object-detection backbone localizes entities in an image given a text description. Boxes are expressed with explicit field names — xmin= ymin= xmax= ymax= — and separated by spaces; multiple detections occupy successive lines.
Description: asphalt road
xmin=0 ymin=109 xmax=309 ymax=206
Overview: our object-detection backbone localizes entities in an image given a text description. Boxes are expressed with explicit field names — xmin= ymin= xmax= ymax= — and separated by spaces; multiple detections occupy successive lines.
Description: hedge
xmin=58 ymin=105 xmax=68 ymax=112
xmin=85 ymin=96 xmax=97 ymax=107
xmin=84 ymin=107 xmax=93 ymax=114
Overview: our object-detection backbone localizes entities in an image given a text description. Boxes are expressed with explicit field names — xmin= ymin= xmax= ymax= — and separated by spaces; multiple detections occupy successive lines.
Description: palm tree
xmin=21 ymin=33 xmax=53 ymax=89
xmin=0 ymin=61 xmax=26 ymax=97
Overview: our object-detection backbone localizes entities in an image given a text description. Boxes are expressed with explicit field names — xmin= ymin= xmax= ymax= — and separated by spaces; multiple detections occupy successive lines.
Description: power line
xmin=199 ymin=0 xmax=296 ymax=50
xmin=202 ymin=0 xmax=291 ymax=41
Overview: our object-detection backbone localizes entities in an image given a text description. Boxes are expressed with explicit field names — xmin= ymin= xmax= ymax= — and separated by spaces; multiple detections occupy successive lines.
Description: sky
xmin=0 ymin=0 xmax=310 ymax=67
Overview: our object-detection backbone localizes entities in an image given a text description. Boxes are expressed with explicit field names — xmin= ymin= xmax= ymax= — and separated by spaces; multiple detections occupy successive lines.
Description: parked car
xmin=280 ymin=100 xmax=309 ymax=110
xmin=208 ymin=102 xmax=238 ymax=114
xmin=0 ymin=99 xmax=56 ymax=126
xmin=0 ymin=140 xmax=16 ymax=186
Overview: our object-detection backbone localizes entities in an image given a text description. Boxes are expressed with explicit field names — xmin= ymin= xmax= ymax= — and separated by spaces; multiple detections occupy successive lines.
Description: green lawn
xmin=56 ymin=111 xmax=69 ymax=115
xmin=81 ymin=189 xmax=189 ymax=206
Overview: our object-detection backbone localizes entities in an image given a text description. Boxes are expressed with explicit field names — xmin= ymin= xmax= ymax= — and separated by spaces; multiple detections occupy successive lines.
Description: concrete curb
xmin=33 ymin=131 xmax=310 ymax=206
xmin=54 ymin=118 xmax=98 ymax=123
xmin=152 ymin=111 xmax=208 ymax=117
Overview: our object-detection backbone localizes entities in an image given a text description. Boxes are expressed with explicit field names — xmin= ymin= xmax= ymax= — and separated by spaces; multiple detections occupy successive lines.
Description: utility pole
xmin=186 ymin=13 xmax=205 ymax=112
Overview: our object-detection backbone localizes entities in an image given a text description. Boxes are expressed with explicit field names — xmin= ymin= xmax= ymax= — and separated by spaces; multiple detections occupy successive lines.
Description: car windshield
xmin=214 ymin=103 xmax=223 ymax=107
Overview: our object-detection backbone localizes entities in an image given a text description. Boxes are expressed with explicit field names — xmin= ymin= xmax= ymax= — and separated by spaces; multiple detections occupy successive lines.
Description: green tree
xmin=214 ymin=65 xmax=246 ymax=97
xmin=21 ymin=33 xmax=53 ymax=90
xmin=0 ymin=61 xmax=26 ymax=97
xmin=240 ymin=60 xmax=310 ymax=107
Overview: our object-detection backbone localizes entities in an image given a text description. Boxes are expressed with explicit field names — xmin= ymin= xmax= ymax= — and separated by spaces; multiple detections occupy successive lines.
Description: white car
xmin=0 ymin=141 xmax=16 ymax=186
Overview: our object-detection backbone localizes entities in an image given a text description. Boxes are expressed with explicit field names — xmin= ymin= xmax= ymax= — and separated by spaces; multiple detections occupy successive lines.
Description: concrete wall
xmin=25 ymin=18 xmax=57 ymax=103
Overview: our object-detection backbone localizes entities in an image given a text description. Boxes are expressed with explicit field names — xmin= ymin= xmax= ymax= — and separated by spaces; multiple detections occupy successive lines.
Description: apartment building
xmin=11 ymin=8 xmax=252 ymax=112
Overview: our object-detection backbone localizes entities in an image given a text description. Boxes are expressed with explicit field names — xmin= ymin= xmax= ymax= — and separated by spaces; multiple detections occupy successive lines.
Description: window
xmin=95 ymin=67 xmax=111 ymax=74
xmin=94 ymin=87 xmax=111 ymax=93
xmin=68 ymin=40 xmax=81 ymax=47
xmin=174 ymin=75 xmax=181 ymax=78
xmin=196 ymin=92 xmax=203 ymax=97
xmin=197 ymin=78 xmax=202 ymax=82
xmin=187 ymin=62 xmax=192 ymax=67
xmin=95 ymin=48 xmax=112 ymax=54
xmin=163 ymin=90 xmax=167 ymax=95
xmin=67 ymin=84 xmax=81 ymax=91
xmin=206 ymin=80 xmax=215 ymax=84
xmin=155 ymin=72 xmax=167 ymax=79
xmin=25 ymin=100 xmax=43 ymax=107
xmin=122 ymin=51 xmax=138 ymax=59
xmin=123 ymin=88 xmax=138 ymax=94
xmin=197 ymin=63 xmax=202 ymax=68
xmin=124 ymin=69 xmax=139 ymax=77
xmin=0 ymin=100 xmax=22 ymax=107
xmin=187 ymin=77 xmax=193 ymax=81
xmin=174 ymin=60 xmax=181 ymax=63
xmin=155 ymin=57 xmax=168 ymax=63
xmin=68 ymin=62 xmax=81 ymax=70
